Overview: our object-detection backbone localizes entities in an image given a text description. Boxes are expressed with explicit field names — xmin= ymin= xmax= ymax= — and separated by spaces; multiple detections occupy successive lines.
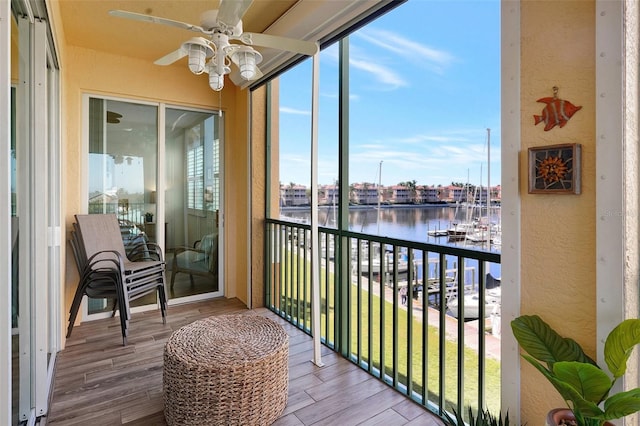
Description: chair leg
xmin=158 ymin=282 xmax=168 ymax=325
xmin=67 ymin=283 xmax=89 ymax=338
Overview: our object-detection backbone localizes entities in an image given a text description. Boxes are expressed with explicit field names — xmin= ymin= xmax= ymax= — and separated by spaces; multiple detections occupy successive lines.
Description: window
xmin=187 ymin=143 xmax=204 ymax=210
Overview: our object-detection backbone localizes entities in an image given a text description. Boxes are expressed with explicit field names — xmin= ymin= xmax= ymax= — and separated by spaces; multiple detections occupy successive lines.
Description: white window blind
xmin=187 ymin=144 xmax=204 ymax=210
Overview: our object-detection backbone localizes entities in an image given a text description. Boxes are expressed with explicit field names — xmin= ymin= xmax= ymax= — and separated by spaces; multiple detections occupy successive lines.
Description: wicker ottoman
xmin=163 ymin=314 xmax=289 ymax=426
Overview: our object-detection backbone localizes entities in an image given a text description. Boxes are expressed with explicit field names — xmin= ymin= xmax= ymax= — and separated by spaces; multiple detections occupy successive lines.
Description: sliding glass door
xmin=165 ymin=108 xmax=222 ymax=300
xmin=11 ymin=11 xmax=61 ymax=423
xmin=86 ymin=98 xmax=159 ymax=314
xmin=85 ymin=98 xmax=223 ymax=316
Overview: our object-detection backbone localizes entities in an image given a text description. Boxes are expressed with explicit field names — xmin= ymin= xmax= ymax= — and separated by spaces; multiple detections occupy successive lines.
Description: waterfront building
xmin=318 ymin=183 xmax=338 ymax=206
xmin=280 ymin=184 xmax=310 ymax=207
xmin=350 ymin=182 xmax=379 ymax=205
xmin=416 ymin=185 xmax=443 ymax=204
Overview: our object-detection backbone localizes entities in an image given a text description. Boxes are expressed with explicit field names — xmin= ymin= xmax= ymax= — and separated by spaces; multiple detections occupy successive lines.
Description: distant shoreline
xmin=281 ymin=202 xmax=501 ymax=211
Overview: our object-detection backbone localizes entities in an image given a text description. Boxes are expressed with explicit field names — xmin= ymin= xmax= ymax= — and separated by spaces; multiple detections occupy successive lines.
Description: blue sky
xmin=277 ymin=0 xmax=500 ymax=188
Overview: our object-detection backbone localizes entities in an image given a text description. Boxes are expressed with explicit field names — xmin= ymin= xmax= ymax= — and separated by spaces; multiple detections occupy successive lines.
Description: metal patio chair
xmin=170 ymin=232 xmax=218 ymax=290
xmin=71 ymin=214 xmax=168 ymax=345
xmin=67 ymin=227 xmax=127 ymax=341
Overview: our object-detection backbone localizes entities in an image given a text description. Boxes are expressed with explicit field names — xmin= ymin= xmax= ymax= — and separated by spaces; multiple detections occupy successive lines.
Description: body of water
xmin=280 ymin=204 xmax=501 ymax=253
xmin=281 ymin=204 xmax=503 ymax=318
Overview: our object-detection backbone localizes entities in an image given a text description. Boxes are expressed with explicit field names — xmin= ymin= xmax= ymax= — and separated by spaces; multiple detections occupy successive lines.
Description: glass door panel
xmin=11 ymin=82 xmax=20 ymax=425
xmin=87 ymin=98 xmax=158 ymax=313
xmin=14 ymin=13 xmax=31 ymax=423
xmin=165 ymin=108 xmax=221 ymax=299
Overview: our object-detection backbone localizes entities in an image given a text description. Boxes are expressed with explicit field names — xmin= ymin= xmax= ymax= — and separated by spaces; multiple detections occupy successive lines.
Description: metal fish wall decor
xmin=533 ymin=86 xmax=582 ymax=131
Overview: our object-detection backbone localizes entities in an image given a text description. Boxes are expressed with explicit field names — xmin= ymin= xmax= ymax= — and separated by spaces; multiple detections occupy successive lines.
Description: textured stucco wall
xmin=520 ymin=0 xmax=596 ymax=423
xmin=225 ymin=87 xmax=249 ymax=303
xmin=249 ymin=80 xmax=281 ymax=308
xmin=250 ymin=86 xmax=267 ymax=308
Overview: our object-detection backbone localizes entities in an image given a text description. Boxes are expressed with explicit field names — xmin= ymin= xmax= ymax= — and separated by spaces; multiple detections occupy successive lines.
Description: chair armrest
xmin=172 ymin=246 xmax=206 ymax=270
xmin=128 ymin=242 xmax=164 ymax=262
xmin=84 ymin=250 xmax=127 ymax=277
xmin=173 ymin=246 xmax=205 ymax=255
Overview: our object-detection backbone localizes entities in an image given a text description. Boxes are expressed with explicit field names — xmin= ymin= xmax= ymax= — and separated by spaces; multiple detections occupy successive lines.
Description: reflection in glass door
xmin=11 ymin=83 xmax=20 ymax=425
xmin=86 ymin=97 xmax=159 ymax=314
xmin=165 ymin=108 xmax=222 ymax=300
xmin=13 ymin=13 xmax=31 ymax=423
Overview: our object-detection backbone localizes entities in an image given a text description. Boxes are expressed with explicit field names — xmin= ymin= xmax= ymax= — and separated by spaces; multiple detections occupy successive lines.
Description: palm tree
xmin=349 ymin=183 xmax=356 ymax=205
xmin=407 ymin=179 xmax=417 ymax=204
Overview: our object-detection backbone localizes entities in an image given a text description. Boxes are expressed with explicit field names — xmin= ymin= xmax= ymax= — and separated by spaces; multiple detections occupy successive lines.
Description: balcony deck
xmin=47 ymin=298 xmax=445 ymax=425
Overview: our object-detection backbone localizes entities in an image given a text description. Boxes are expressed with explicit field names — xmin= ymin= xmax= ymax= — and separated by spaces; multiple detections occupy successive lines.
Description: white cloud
xmin=280 ymin=153 xmax=309 ymax=166
xmin=320 ymin=92 xmax=360 ymax=101
xmin=349 ymin=57 xmax=407 ymax=89
xmin=395 ymin=134 xmax=469 ymax=144
xmin=356 ymin=29 xmax=455 ymax=74
xmin=345 ymin=129 xmax=500 ymax=186
xmin=280 ymin=106 xmax=311 ymax=115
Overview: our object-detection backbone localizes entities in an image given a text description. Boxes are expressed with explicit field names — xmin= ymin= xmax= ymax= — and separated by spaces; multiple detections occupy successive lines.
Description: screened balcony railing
xmin=265 ymin=218 xmax=502 ymax=421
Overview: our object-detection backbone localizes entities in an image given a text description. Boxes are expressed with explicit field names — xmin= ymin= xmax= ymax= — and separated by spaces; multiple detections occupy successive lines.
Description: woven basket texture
xmin=163 ymin=314 xmax=289 ymax=425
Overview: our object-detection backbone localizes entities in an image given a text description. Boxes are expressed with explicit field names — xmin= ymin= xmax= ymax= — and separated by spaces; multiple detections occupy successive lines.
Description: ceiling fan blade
xmin=154 ymin=47 xmax=188 ymax=66
xmin=108 ymin=10 xmax=207 ymax=34
xmin=217 ymin=0 xmax=253 ymax=28
xmin=240 ymin=32 xmax=318 ymax=56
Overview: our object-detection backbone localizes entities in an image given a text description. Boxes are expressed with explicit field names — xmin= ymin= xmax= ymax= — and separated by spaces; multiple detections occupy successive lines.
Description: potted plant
xmin=511 ymin=315 xmax=640 ymax=426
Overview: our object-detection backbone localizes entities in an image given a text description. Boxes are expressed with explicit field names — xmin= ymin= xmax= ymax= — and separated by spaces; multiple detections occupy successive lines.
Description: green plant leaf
xmin=521 ymin=355 xmax=605 ymax=418
xmin=442 ymin=406 xmax=466 ymax=426
xmin=553 ymin=361 xmax=611 ymax=404
xmin=602 ymin=388 xmax=640 ymax=420
xmin=442 ymin=406 xmax=519 ymax=426
xmin=604 ymin=319 xmax=640 ymax=379
xmin=511 ymin=315 xmax=597 ymax=368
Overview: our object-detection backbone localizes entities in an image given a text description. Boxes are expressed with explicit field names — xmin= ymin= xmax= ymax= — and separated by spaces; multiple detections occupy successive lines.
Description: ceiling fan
xmin=109 ymin=0 xmax=318 ymax=91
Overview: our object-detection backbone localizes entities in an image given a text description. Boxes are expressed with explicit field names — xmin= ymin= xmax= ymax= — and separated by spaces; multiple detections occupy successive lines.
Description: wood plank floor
xmin=46 ymin=297 xmax=445 ymax=426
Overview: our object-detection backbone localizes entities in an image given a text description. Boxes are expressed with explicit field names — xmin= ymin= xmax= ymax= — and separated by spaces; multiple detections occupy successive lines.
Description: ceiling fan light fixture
xmin=230 ymin=46 xmax=262 ymax=80
xmin=209 ymin=71 xmax=224 ymax=91
xmin=184 ymin=38 xmax=214 ymax=75
xmin=206 ymin=62 xmax=229 ymax=91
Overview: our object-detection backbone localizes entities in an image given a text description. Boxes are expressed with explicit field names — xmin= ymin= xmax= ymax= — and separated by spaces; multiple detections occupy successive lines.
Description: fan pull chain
xmin=218 ymin=89 xmax=222 ymax=117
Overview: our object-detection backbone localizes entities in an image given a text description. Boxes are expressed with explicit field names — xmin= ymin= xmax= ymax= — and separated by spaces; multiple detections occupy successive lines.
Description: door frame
xmin=81 ymin=94 xmax=225 ymax=320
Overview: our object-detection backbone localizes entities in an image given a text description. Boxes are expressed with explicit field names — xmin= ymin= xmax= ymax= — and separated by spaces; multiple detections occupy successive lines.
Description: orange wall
xmin=250 ymin=86 xmax=267 ymax=308
xmin=249 ymin=80 xmax=281 ymax=308
xmin=52 ymin=0 xmax=250 ymax=331
xmin=519 ymin=0 xmax=596 ymax=423
xmin=225 ymin=87 xmax=249 ymax=303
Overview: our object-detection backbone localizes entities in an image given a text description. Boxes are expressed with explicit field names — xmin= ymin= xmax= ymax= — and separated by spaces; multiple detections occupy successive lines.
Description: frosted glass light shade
xmin=184 ymin=39 xmax=213 ymax=75
xmin=187 ymin=44 xmax=207 ymax=74
xmin=230 ymin=47 xmax=262 ymax=80
xmin=209 ymin=72 xmax=224 ymax=91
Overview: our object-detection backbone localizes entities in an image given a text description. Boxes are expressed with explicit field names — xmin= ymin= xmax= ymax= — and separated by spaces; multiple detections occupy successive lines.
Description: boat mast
xmin=486 ymin=128 xmax=491 ymax=251
xmin=377 ymin=160 xmax=383 ymax=234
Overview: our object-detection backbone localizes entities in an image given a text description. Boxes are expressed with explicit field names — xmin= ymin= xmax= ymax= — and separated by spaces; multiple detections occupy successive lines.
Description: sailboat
xmin=459 ymin=128 xmax=501 ymax=250
xmin=447 ymin=174 xmax=479 ymax=241
xmin=447 ymin=273 xmax=501 ymax=320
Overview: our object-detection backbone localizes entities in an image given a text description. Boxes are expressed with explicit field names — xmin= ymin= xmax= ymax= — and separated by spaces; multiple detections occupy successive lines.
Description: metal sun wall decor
xmin=528 ymin=143 xmax=582 ymax=194
xmin=533 ymin=86 xmax=582 ymax=131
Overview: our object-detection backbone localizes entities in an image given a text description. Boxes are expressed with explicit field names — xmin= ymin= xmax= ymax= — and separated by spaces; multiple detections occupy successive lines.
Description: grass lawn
xmin=274 ymin=248 xmax=502 ymax=416
xmin=346 ymin=282 xmax=502 ymax=415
